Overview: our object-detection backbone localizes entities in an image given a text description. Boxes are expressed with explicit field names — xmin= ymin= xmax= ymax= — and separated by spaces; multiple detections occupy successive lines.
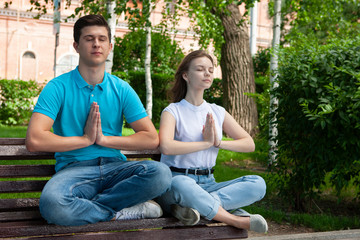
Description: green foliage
xmin=251 ymin=48 xmax=271 ymax=136
xmin=253 ymin=48 xmax=271 ymax=79
xmin=162 ymin=0 xmax=258 ymax=58
xmin=204 ymin=78 xmax=223 ymax=106
xmin=113 ymin=71 xmax=173 ymax=128
xmin=278 ymin=0 xmax=360 ymax=44
xmin=0 ymin=79 xmax=42 ymax=125
xmin=113 ymin=29 xmax=184 ymax=75
xmin=271 ymin=36 xmax=360 ymax=210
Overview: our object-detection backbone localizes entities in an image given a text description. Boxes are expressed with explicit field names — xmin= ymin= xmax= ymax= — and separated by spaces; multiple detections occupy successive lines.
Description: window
xmin=21 ymin=51 xmax=37 ymax=81
xmin=23 ymin=51 xmax=36 ymax=59
xmin=166 ymin=0 xmax=176 ymax=15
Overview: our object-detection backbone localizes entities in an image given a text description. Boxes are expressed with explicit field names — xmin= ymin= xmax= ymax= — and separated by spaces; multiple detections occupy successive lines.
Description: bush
xmin=252 ymin=48 xmax=271 ymax=137
xmin=113 ymin=71 xmax=173 ymax=128
xmin=113 ymin=29 xmax=184 ymax=75
xmin=0 ymin=79 xmax=42 ymax=125
xmin=204 ymin=78 xmax=222 ymax=106
xmin=271 ymin=36 xmax=360 ymax=210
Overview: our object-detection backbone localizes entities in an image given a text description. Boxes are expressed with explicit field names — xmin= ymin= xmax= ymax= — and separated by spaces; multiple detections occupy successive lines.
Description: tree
xmin=112 ymin=29 xmax=184 ymax=75
xmin=269 ymin=0 xmax=281 ymax=164
xmin=143 ymin=0 xmax=153 ymax=119
xmin=105 ymin=0 xmax=117 ymax=74
xmin=276 ymin=0 xmax=360 ymax=44
xmin=163 ymin=0 xmax=259 ymax=136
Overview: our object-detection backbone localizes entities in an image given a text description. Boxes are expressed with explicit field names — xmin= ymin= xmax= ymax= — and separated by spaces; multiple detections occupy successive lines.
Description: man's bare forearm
xmin=96 ymin=131 xmax=159 ymax=150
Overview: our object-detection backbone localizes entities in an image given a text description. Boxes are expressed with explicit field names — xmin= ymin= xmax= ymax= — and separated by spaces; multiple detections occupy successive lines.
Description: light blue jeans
xmin=39 ymin=157 xmax=172 ymax=226
xmin=156 ymin=170 xmax=266 ymax=220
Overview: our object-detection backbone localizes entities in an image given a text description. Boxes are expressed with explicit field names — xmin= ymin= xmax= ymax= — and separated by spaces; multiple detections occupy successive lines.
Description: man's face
xmin=73 ymin=26 xmax=112 ymax=67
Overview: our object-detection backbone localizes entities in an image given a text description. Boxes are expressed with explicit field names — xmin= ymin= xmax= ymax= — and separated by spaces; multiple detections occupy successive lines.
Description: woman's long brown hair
xmin=171 ymin=50 xmax=214 ymax=103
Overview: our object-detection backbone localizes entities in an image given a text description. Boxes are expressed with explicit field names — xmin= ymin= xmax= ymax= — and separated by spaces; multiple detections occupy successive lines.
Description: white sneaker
xmin=115 ymin=200 xmax=163 ymax=220
xmin=171 ymin=204 xmax=200 ymax=226
xmin=249 ymin=214 xmax=268 ymax=233
xmin=232 ymin=209 xmax=268 ymax=233
xmin=231 ymin=208 xmax=250 ymax=217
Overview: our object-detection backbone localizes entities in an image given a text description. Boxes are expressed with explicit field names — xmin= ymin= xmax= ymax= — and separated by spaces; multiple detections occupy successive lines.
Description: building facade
xmin=0 ymin=0 xmax=273 ymax=83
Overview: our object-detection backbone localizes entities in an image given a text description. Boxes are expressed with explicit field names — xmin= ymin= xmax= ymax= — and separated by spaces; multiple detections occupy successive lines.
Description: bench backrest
xmin=0 ymin=138 xmax=161 ymax=223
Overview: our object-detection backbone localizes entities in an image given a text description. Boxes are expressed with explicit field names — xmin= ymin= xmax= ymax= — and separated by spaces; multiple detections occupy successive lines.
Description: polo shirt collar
xmin=73 ymin=66 xmax=108 ymax=90
xmin=98 ymin=72 xmax=109 ymax=90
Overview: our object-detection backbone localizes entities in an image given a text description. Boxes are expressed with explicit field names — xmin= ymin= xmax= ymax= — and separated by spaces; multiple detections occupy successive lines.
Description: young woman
xmin=157 ymin=50 xmax=268 ymax=233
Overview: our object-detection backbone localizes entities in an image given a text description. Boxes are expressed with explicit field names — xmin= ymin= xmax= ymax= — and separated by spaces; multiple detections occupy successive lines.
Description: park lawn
xmin=0 ymin=124 xmax=136 ymax=138
xmin=0 ymin=125 xmax=28 ymax=138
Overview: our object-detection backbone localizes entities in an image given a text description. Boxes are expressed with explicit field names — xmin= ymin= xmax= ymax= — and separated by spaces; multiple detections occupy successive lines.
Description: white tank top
xmin=160 ymin=99 xmax=225 ymax=168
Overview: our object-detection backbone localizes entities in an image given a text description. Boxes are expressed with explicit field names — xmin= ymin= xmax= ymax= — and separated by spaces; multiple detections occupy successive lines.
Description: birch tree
xmin=143 ymin=0 xmax=153 ymax=119
xmin=269 ymin=0 xmax=281 ymax=164
xmin=105 ymin=0 xmax=117 ymax=74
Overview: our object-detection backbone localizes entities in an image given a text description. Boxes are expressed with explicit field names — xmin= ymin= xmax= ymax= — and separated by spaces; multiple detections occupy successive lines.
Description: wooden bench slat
xmin=0 ymin=138 xmax=26 ymax=145
xmin=0 ymin=218 xmax=247 ymax=238
xmin=0 ymin=145 xmax=54 ymax=160
xmin=0 ymin=218 xmax=181 ymax=237
xmin=0 ymin=180 xmax=47 ymax=193
xmin=0 ymin=198 xmax=39 ymax=210
xmin=0 ymin=210 xmax=42 ymax=222
xmin=0 ymin=145 xmax=161 ymax=160
xmin=0 ymin=165 xmax=55 ymax=177
xmin=26 ymin=225 xmax=248 ymax=240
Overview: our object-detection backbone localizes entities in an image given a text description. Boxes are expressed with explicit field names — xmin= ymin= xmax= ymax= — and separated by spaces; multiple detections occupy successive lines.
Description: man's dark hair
xmin=73 ymin=15 xmax=111 ymax=43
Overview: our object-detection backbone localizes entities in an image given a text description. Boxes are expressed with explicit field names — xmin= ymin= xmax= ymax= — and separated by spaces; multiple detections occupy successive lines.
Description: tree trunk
xmin=105 ymin=0 xmax=116 ymax=74
xmin=269 ymin=0 xmax=282 ymax=164
xmin=145 ymin=25 xmax=153 ymax=120
xmin=219 ymin=3 xmax=258 ymax=136
xmin=250 ymin=1 xmax=258 ymax=56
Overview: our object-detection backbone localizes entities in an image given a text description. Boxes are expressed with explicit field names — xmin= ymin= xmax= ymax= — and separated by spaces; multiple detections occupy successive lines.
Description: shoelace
xmin=116 ymin=211 xmax=144 ymax=220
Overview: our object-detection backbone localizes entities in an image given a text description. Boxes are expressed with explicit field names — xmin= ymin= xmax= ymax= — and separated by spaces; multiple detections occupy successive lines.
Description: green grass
xmin=0 ymin=124 xmax=136 ymax=138
xmin=243 ymin=205 xmax=360 ymax=232
xmin=0 ymin=124 xmax=28 ymax=138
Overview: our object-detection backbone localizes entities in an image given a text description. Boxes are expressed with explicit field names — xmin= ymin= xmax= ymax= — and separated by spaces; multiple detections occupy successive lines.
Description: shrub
xmin=251 ymin=48 xmax=271 ymax=137
xmin=113 ymin=71 xmax=173 ymax=128
xmin=204 ymin=78 xmax=222 ymax=106
xmin=271 ymin=36 xmax=360 ymax=211
xmin=113 ymin=29 xmax=184 ymax=75
xmin=0 ymin=79 xmax=42 ymax=125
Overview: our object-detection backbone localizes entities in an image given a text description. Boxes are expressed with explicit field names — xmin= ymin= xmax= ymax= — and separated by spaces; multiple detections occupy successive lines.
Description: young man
xmin=26 ymin=14 xmax=171 ymax=226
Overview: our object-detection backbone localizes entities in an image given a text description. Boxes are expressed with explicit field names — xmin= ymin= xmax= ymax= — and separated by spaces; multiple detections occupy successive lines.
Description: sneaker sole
xmin=144 ymin=200 xmax=163 ymax=218
xmin=171 ymin=205 xmax=200 ymax=226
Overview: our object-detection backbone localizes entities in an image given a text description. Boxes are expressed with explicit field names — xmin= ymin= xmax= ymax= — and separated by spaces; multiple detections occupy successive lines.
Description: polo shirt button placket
xmin=91 ymin=87 xmax=98 ymax=104
xmin=87 ymin=85 xmax=96 ymax=104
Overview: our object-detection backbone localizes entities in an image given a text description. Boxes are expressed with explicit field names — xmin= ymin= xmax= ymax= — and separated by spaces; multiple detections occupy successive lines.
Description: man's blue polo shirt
xmin=34 ymin=67 xmax=147 ymax=172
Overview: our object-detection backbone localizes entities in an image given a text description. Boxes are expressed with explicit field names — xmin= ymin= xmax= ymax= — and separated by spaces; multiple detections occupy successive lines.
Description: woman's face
xmin=182 ymin=57 xmax=214 ymax=90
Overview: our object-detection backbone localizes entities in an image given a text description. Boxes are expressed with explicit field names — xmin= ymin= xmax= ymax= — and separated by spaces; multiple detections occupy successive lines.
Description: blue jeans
xmin=156 ymin=171 xmax=266 ymax=220
xmin=39 ymin=157 xmax=172 ymax=226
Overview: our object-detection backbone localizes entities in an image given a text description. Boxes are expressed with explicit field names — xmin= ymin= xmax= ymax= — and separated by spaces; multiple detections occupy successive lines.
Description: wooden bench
xmin=0 ymin=138 xmax=248 ymax=239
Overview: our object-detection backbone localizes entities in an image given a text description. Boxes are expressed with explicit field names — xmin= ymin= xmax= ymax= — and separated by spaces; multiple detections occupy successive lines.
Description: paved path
xmin=248 ymin=229 xmax=360 ymax=240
